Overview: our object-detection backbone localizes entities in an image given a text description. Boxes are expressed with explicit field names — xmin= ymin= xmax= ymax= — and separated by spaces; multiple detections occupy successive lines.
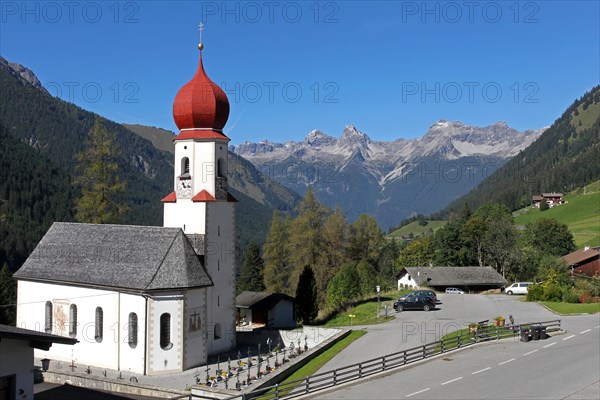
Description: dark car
xmin=399 ymin=290 xmax=437 ymax=304
xmin=393 ymin=295 xmax=436 ymax=312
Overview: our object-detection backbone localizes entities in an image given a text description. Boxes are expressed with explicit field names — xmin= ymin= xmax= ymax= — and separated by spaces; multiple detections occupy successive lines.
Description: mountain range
xmin=232 ymin=122 xmax=545 ymax=228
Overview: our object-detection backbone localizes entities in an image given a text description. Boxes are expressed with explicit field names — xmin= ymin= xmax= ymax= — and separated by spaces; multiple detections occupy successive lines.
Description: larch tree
xmin=74 ymin=118 xmax=127 ymax=223
xmin=263 ymin=211 xmax=292 ymax=294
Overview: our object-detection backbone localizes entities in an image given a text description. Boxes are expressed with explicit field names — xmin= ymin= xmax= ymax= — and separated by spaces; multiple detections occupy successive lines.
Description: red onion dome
xmin=172 ymin=53 xmax=230 ymax=131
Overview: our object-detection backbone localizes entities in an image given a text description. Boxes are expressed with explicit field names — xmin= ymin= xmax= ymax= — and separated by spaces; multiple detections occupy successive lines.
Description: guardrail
xmin=190 ymin=319 xmax=561 ymax=400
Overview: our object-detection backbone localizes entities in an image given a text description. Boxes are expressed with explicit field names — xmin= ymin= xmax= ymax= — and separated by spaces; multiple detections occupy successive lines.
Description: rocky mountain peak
xmin=0 ymin=56 xmax=48 ymax=94
xmin=304 ymin=129 xmax=336 ymax=146
xmin=340 ymin=125 xmax=371 ymax=146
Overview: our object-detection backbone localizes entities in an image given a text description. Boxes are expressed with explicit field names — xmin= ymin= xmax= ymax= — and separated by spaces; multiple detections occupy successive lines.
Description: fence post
xmin=496 ymin=326 xmax=499 ymax=340
xmin=305 ymin=377 xmax=310 ymax=394
xmin=441 ymin=339 xmax=444 ymax=353
xmin=382 ymin=355 xmax=386 ymax=371
xmin=358 ymin=363 xmax=363 ymax=378
xmin=422 ymin=345 xmax=426 ymax=358
xmin=333 ymin=369 xmax=337 ymax=386
xmin=403 ymin=350 xmax=407 ymax=365
xmin=275 ymin=383 xmax=279 ymax=399
xmin=458 ymin=334 xmax=461 ymax=348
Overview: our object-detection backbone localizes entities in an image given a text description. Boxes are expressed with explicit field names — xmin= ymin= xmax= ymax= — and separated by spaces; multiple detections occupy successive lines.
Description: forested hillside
xmin=438 ymin=86 xmax=600 ymax=216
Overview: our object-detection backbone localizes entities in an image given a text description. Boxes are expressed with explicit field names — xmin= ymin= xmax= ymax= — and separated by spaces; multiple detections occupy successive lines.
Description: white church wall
xmin=118 ymin=294 xmax=147 ymax=374
xmin=163 ymin=201 xmax=206 ymax=234
xmin=191 ymin=141 xmax=217 ymax=199
xmin=147 ymin=294 xmax=183 ymax=374
xmin=17 ymin=281 xmax=120 ymax=370
xmin=183 ymin=288 xmax=208 ymax=370
xmin=205 ymin=201 xmax=236 ymax=356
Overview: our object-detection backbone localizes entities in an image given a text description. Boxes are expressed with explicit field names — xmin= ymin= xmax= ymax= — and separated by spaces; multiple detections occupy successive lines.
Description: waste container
xmin=520 ymin=328 xmax=530 ymax=342
xmin=531 ymin=326 xmax=540 ymax=341
xmin=539 ymin=326 xmax=547 ymax=340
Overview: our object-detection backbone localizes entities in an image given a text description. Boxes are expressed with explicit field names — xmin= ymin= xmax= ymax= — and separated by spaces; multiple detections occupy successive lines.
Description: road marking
xmin=406 ymin=388 xmax=430 ymax=397
xmin=543 ymin=342 xmax=556 ymax=348
xmin=563 ymin=335 xmax=576 ymax=341
xmin=523 ymin=349 xmax=538 ymax=356
xmin=472 ymin=367 xmax=491 ymax=375
xmin=441 ymin=377 xmax=463 ymax=385
xmin=580 ymin=329 xmax=591 ymax=334
xmin=595 ymin=326 xmax=600 ymax=329
xmin=498 ymin=358 xmax=515 ymax=365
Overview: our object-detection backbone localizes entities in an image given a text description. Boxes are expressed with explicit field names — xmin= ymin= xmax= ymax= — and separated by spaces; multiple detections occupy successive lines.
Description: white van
xmin=504 ymin=282 xmax=534 ymax=295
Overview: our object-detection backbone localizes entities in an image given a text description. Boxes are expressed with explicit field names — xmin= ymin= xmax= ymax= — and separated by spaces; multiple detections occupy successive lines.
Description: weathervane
xmin=198 ymin=22 xmax=204 ymax=51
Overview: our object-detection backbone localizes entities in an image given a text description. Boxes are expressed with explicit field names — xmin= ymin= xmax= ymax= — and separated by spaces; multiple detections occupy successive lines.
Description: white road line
xmin=543 ymin=342 xmax=556 ymax=348
xmin=498 ymin=358 xmax=515 ymax=365
xmin=441 ymin=377 xmax=463 ymax=385
xmin=406 ymin=388 xmax=431 ymax=397
xmin=580 ymin=329 xmax=591 ymax=334
xmin=523 ymin=349 xmax=539 ymax=356
xmin=563 ymin=335 xmax=576 ymax=341
xmin=472 ymin=367 xmax=491 ymax=375
xmin=595 ymin=326 xmax=600 ymax=329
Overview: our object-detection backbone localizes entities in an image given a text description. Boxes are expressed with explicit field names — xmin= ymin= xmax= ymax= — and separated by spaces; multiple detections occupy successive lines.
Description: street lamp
xmin=376 ymin=285 xmax=381 ymax=318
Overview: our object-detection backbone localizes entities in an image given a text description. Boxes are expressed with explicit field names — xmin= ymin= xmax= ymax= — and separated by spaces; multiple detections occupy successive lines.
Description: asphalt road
xmin=318 ymin=294 xmax=560 ymax=372
xmin=315 ymin=317 xmax=600 ymax=399
xmin=311 ymin=294 xmax=600 ymax=400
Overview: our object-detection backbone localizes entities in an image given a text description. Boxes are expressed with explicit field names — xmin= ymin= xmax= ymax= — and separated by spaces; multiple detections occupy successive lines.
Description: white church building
xmin=14 ymin=39 xmax=237 ymax=375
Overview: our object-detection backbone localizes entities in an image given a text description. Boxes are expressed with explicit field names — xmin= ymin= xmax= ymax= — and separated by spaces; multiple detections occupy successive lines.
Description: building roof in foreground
xmin=236 ymin=291 xmax=295 ymax=309
xmin=401 ymin=266 xmax=507 ymax=286
xmin=0 ymin=324 xmax=77 ymax=350
xmin=14 ymin=222 xmax=213 ymax=291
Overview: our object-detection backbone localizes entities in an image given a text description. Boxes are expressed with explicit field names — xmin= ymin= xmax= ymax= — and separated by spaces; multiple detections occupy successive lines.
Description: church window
xmin=214 ymin=323 xmax=221 ymax=340
xmin=95 ymin=307 xmax=104 ymax=343
xmin=217 ymin=296 xmax=220 ymax=307
xmin=181 ymin=157 xmax=190 ymax=175
xmin=217 ymin=158 xmax=225 ymax=177
xmin=128 ymin=313 xmax=138 ymax=349
xmin=44 ymin=301 xmax=53 ymax=333
xmin=217 ymin=259 xmax=220 ymax=271
xmin=160 ymin=313 xmax=173 ymax=350
xmin=218 ymin=226 xmax=220 ymax=236
xmin=69 ymin=304 xmax=77 ymax=338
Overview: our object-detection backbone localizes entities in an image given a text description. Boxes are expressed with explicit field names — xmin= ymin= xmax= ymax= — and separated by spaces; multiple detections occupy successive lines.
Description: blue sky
xmin=1 ymin=1 xmax=598 ymax=144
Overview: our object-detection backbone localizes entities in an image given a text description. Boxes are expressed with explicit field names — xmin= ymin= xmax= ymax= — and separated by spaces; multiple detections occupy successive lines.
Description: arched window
xmin=69 ymin=304 xmax=77 ymax=338
xmin=214 ymin=323 xmax=221 ymax=340
xmin=160 ymin=313 xmax=172 ymax=350
xmin=128 ymin=313 xmax=138 ymax=349
xmin=95 ymin=307 xmax=103 ymax=343
xmin=217 ymin=158 xmax=225 ymax=177
xmin=181 ymin=157 xmax=190 ymax=175
xmin=44 ymin=301 xmax=53 ymax=334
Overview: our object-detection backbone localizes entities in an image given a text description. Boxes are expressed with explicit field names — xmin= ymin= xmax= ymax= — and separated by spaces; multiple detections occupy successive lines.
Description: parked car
xmin=393 ymin=295 xmax=436 ymax=312
xmin=398 ymin=290 xmax=437 ymax=304
xmin=445 ymin=287 xmax=464 ymax=294
xmin=504 ymin=282 xmax=534 ymax=295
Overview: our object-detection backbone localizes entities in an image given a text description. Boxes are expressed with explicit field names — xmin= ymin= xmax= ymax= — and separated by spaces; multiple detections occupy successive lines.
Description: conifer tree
xmin=238 ymin=243 xmax=265 ymax=294
xmin=0 ymin=263 xmax=16 ymax=325
xmin=263 ymin=211 xmax=292 ymax=294
xmin=74 ymin=118 xmax=127 ymax=223
xmin=295 ymin=265 xmax=318 ymax=324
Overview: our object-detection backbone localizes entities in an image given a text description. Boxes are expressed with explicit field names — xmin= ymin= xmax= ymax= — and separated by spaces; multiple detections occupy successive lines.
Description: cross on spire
xmin=198 ymin=22 xmax=204 ymax=50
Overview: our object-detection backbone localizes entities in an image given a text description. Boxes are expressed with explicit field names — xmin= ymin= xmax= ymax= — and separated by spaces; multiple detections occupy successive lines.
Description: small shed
xmin=563 ymin=247 xmax=600 ymax=278
xmin=0 ymin=324 xmax=77 ymax=399
xmin=397 ymin=266 xmax=507 ymax=292
xmin=236 ymin=292 xmax=296 ymax=329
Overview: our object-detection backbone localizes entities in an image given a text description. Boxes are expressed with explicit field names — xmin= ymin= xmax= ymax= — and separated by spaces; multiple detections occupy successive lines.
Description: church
xmin=14 ymin=35 xmax=237 ymax=375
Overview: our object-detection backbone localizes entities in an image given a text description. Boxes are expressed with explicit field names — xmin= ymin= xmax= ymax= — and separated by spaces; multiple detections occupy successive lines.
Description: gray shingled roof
xmin=14 ymin=222 xmax=213 ymax=291
xmin=0 ymin=324 xmax=78 ymax=348
xmin=236 ymin=291 xmax=294 ymax=309
xmin=401 ymin=266 xmax=507 ymax=286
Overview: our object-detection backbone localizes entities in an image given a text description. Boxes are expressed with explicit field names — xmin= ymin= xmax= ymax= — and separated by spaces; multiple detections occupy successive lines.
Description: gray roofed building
xmin=399 ymin=266 xmax=507 ymax=288
xmin=14 ymin=222 xmax=213 ymax=291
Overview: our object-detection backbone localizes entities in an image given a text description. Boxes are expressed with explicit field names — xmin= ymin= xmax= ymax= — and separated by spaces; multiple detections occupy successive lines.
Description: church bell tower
xmin=162 ymin=27 xmax=236 ymax=354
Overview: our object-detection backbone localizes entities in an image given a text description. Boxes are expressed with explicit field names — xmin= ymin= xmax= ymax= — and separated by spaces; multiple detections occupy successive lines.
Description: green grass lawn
xmin=321 ymin=290 xmax=412 ymax=327
xmin=259 ymin=330 xmax=367 ymax=399
xmin=388 ymin=220 xmax=447 ymax=238
xmin=540 ymin=301 xmax=600 ymax=314
xmin=514 ymin=181 xmax=600 ymax=247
